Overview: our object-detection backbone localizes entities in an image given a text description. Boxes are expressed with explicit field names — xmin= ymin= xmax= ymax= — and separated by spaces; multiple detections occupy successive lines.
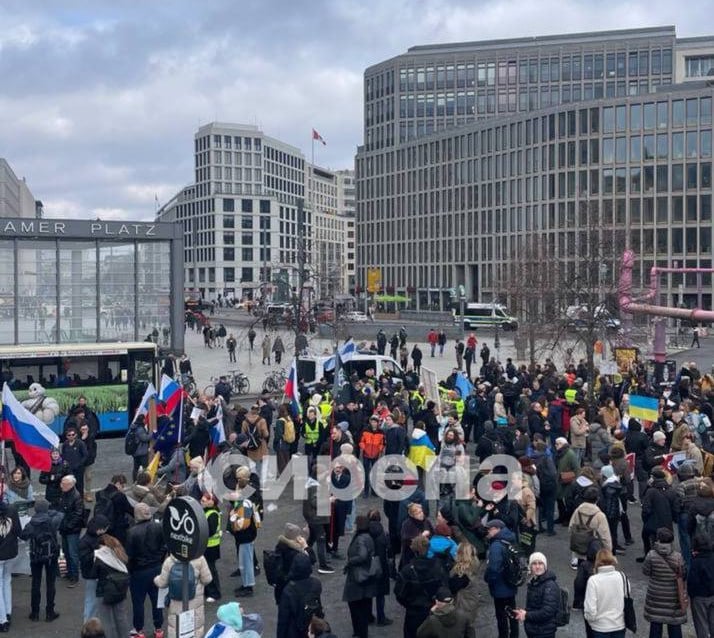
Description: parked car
xmin=344 ymin=311 xmax=368 ymax=322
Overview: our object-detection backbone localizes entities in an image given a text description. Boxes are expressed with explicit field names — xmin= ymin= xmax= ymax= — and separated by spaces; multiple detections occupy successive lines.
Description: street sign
xmin=162 ymin=496 xmax=209 ymax=562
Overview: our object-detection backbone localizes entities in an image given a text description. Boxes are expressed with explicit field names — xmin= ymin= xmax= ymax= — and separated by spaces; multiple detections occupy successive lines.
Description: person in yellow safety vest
xmin=564 ymin=386 xmax=577 ymax=405
xmin=303 ymin=406 xmax=327 ymax=465
xmin=319 ymin=397 xmax=333 ymax=422
xmin=201 ymin=492 xmax=223 ymax=602
xmin=410 ymin=386 xmax=426 ymax=415
xmin=442 ymin=390 xmax=465 ymax=422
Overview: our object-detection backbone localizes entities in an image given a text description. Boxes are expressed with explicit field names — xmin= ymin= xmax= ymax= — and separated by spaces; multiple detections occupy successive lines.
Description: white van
xmin=454 ymin=303 xmax=518 ymax=331
xmin=297 ymin=353 xmax=406 ymax=388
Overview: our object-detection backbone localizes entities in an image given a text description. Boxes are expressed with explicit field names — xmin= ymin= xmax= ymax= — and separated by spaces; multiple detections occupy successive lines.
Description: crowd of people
xmin=2 ymin=325 xmax=714 ymax=638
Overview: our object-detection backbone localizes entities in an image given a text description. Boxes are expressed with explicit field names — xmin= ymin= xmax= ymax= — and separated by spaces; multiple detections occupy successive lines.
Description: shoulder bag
xmin=620 ymin=571 xmax=637 ymax=633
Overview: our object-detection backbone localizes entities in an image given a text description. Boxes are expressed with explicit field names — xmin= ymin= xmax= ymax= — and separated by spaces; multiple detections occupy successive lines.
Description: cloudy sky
xmin=1 ymin=0 xmax=712 ymax=221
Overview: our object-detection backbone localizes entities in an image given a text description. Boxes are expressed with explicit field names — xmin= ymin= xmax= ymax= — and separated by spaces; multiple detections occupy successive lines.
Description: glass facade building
xmin=356 ymin=26 xmax=714 ymax=310
xmin=0 ymin=218 xmax=184 ymax=350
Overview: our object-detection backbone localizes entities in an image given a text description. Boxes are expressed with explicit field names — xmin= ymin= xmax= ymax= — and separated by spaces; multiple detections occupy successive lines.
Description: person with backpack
xmin=20 ymin=498 xmax=63 ymax=622
xmin=532 ymin=440 xmax=557 ymax=537
xmin=484 ymin=519 xmax=520 ymax=638
xmin=512 ymin=552 xmax=564 ymax=638
xmin=639 ymin=467 xmax=678 ymax=560
xmin=274 ymin=405 xmax=296 ymax=475
xmin=241 ymin=404 xmax=270 ymax=482
xmin=79 ymin=514 xmax=110 ymax=621
xmin=125 ymin=503 xmax=165 ymax=638
xmin=583 ymin=548 xmax=629 ymax=637
xmin=342 ymin=514 xmax=379 ymax=638
xmin=395 ymin=535 xmax=449 ymax=638
xmin=125 ymin=415 xmax=152 ymax=482
xmin=58 ymin=474 xmax=84 ymax=587
xmin=266 ymin=523 xmax=310 ymax=604
xmin=154 ymin=551 xmax=212 ymax=638
xmin=303 ymin=464 xmax=334 ymax=575
xmin=569 ymin=486 xmax=612 ymax=569
xmin=227 ymin=466 xmax=262 ymax=597
xmin=95 ymin=475 xmax=135 ymax=546
xmin=0 ymin=502 xmax=20 ymax=631
xmin=427 ymin=521 xmax=458 ymax=569
xmin=277 ymin=552 xmax=323 ymax=638
xmin=94 ymin=534 xmax=131 ymax=638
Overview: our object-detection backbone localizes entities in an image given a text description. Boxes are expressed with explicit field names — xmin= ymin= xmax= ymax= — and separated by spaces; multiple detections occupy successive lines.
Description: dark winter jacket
xmin=0 ymin=506 xmax=21 ymax=561
xmin=643 ymin=541 xmax=687 ymax=625
xmin=19 ymin=509 xmax=63 ymax=561
xmin=573 ymin=539 xmax=602 ymax=608
xmin=39 ymin=459 xmax=70 ymax=507
xmin=58 ymin=487 xmax=84 ymax=535
xmin=125 ymin=519 xmax=166 ymax=571
xmin=524 ymin=570 xmax=561 ymax=638
xmin=277 ymin=553 xmax=322 ymax=638
xmin=400 ymin=516 xmax=434 ymax=567
xmin=625 ymin=430 xmax=650 ymax=480
xmin=82 ymin=434 xmax=98 ymax=466
xmin=484 ymin=527 xmax=518 ymax=598
xmin=688 ymin=549 xmax=714 ymax=598
xmin=60 ymin=439 xmax=88 ymax=475
xmin=395 ymin=555 xmax=448 ymax=611
xmin=127 ymin=423 xmax=151 ymax=458
xmin=600 ymin=479 xmax=623 ymax=521
xmin=641 ymin=478 xmax=678 ymax=533
xmin=369 ymin=519 xmax=391 ymax=597
xmin=79 ymin=515 xmax=110 ymax=579
xmin=415 ymin=601 xmax=470 ymax=638
xmin=384 ymin=423 xmax=409 ymax=456
xmin=97 ymin=483 xmax=135 ymax=542
xmin=644 ymin=442 xmax=668 ymax=473
xmin=342 ymin=529 xmax=378 ymax=602
xmin=272 ymin=535 xmax=306 ymax=604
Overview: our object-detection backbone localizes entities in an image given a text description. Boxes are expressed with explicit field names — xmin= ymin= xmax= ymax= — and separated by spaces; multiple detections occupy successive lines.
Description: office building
xmin=158 ymin=122 xmax=355 ymax=302
xmin=356 ymin=26 xmax=714 ymax=311
xmin=0 ymin=159 xmax=41 ymax=219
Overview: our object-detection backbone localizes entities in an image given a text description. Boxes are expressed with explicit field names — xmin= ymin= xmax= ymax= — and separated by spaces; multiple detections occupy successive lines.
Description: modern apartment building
xmin=356 ymin=26 xmax=714 ymax=311
xmin=157 ymin=123 xmax=355 ymax=302
xmin=0 ymin=159 xmax=41 ymax=219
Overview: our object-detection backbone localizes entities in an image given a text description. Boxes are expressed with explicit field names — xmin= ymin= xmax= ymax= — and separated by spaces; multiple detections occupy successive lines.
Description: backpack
xmin=492 ymin=438 xmax=506 ymax=455
xmin=281 ymin=417 xmax=296 ymax=444
xmin=555 ymin=585 xmax=571 ymax=627
xmin=433 ymin=549 xmax=455 ymax=574
xmin=167 ymin=560 xmax=196 ymax=602
xmin=500 ymin=540 xmax=527 ymax=588
xmin=465 ymin=396 xmax=479 ymax=418
xmin=570 ymin=511 xmax=597 ymax=554
xmin=230 ymin=499 xmax=261 ymax=533
xmin=102 ymin=567 xmax=130 ymax=604
xmin=262 ymin=549 xmax=284 ymax=587
xmin=94 ymin=489 xmax=115 ymax=524
xmin=124 ymin=427 xmax=139 ymax=456
xmin=301 ymin=593 xmax=324 ymax=631
xmin=246 ymin=424 xmax=260 ymax=450
xmin=29 ymin=522 xmax=59 ymax=564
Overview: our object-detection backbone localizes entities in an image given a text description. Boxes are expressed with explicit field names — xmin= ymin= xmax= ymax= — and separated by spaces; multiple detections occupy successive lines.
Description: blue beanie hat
xmin=216 ymin=602 xmax=242 ymax=630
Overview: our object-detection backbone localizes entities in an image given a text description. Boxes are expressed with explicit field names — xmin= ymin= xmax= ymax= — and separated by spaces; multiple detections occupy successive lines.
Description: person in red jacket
xmin=427 ymin=329 xmax=438 ymax=357
xmin=359 ymin=417 xmax=385 ymax=498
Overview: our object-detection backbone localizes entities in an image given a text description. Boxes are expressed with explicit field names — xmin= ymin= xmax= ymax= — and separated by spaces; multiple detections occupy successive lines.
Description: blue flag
xmin=455 ymin=373 xmax=474 ymax=399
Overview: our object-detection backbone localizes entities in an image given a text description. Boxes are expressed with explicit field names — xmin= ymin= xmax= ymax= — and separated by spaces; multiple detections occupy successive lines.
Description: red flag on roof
xmin=312 ymin=129 xmax=326 ymax=145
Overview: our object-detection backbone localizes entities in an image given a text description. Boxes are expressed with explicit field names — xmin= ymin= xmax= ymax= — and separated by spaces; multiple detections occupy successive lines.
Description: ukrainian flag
xmin=630 ymin=395 xmax=659 ymax=422
xmin=408 ymin=427 xmax=436 ymax=470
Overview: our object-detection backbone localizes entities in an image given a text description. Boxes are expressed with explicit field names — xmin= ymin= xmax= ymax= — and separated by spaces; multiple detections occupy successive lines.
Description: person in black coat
xmin=639 ymin=467 xmax=679 ymax=560
xmin=60 ymin=426 xmax=88 ymax=498
xmin=624 ymin=418 xmax=650 ymax=500
xmin=39 ymin=449 xmax=70 ymax=508
xmin=272 ymin=523 xmax=310 ymax=604
xmin=58 ymin=475 xmax=84 ymax=585
xmin=185 ymin=415 xmax=212 ymax=459
xmin=513 ymin=552 xmax=560 ymax=638
xmin=395 ymin=535 xmax=449 ymax=638
xmin=327 ymin=463 xmax=352 ymax=558
xmin=688 ymin=533 xmax=714 ymax=638
xmin=0 ymin=502 xmax=21 ymax=629
xmin=95 ymin=475 xmax=136 ymax=545
xmin=277 ymin=553 xmax=323 ymax=638
xmin=342 ymin=515 xmax=378 ymax=638
xmin=368 ymin=510 xmax=393 ymax=626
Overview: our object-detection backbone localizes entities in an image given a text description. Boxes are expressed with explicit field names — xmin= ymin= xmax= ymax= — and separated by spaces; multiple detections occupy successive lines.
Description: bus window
xmin=495 ymin=308 xmax=508 ymax=318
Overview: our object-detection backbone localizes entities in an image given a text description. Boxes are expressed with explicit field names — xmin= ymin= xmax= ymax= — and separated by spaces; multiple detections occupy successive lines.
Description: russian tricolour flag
xmin=324 ymin=338 xmax=356 ymax=372
xmin=158 ymin=374 xmax=182 ymax=417
xmin=132 ymin=382 xmax=158 ymax=424
xmin=284 ymin=359 xmax=302 ymax=419
xmin=1 ymin=383 xmax=59 ymax=471
xmin=208 ymin=401 xmax=226 ymax=459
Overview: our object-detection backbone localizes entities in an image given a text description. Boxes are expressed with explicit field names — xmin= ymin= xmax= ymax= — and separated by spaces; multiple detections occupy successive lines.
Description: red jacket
xmin=359 ymin=429 xmax=385 ymax=459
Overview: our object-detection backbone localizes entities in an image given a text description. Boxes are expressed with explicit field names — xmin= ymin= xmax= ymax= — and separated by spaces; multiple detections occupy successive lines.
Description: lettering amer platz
xmin=0 ymin=219 xmax=158 ymax=237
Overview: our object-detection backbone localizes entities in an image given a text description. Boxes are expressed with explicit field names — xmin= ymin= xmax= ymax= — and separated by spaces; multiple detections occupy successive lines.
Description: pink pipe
xmin=619 ymin=249 xmax=714 ymax=323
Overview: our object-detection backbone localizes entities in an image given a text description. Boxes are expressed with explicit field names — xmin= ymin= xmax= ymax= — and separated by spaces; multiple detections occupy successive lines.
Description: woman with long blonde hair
xmin=584 ymin=548 xmax=629 ymax=637
xmin=449 ymin=542 xmax=480 ymax=637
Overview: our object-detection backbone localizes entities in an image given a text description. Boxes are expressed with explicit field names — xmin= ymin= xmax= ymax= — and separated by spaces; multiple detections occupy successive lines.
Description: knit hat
xmin=434 ymin=586 xmax=453 ymax=603
xmin=189 ymin=457 xmax=205 ymax=472
xmin=528 ymin=551 xmax=548 ymax=569
xmin=555 ymin=437 xmax=569 ymax=448
xmin=653 ymin=431 xmax=666 ymax=443
xmin=486 ymin=519 xmax=505 ymax=530
xmin=337 ymin=421 xmax=350 ymax=432
xmin=651 ymin=466 xmax=666 ymax=480
xmin=134 ymin=503 xmax=152 ymax=522
xmin=518 ymin=457 xmax=536 ymax=474
xmin=340 ymin=443 xmax=354 ymax=456
xmin=283 ymin=523 xmax=302 ymax=541
xmin=601 ymin=465 xmax=615 ymax=480
xmin=216 ymin=602 xmax=243 ymax=630
xmin=34 ymin=498 xmax=49 ymax=514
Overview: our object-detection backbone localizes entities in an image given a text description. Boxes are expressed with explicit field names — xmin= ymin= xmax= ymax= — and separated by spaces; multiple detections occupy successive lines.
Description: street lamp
xmin=458 ymin=285 xmax=466 ymax=343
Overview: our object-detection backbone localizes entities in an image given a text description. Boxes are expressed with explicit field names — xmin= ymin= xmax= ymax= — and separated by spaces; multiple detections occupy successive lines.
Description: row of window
xmin=207 ymin=135 xmax=262 ymax=151
xmin=222 ymin=248 xmax=271 ymax=263
xmin=392 ymin=49 xmax=673 ymax=95
xmin=221 ymin=198 xmax=272 ymax=214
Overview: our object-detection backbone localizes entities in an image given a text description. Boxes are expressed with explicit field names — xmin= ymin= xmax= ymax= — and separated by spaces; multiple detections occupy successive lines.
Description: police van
xmin=453 ymin=303 xmax=518 ymax=331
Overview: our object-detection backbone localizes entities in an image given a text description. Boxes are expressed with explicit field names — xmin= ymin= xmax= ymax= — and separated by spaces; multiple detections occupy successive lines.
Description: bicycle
xmin=262 ymin=367 xmax=287 ymax=393
xmin=227 ymin=369 xmax=251 ymax=395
